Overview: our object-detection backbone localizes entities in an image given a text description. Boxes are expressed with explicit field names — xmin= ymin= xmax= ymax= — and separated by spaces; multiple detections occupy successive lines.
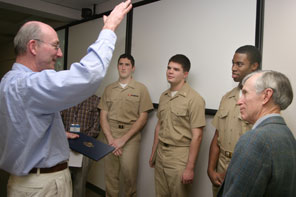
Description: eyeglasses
xmin=33 ymin=39 xmax=60 ymax=50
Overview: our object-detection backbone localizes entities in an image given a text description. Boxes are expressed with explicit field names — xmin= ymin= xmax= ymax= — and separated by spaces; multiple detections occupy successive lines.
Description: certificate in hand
xmin=68 ymin=132 xmax=114 ymax=161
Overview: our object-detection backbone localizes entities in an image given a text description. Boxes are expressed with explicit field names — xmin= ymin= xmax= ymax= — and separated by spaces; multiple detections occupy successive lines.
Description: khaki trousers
xmin=154 ymin=143 xmax=192 ymax=197
xmin=7 ymin=168 xmax=72 ymax=197
xmin=212 ymin=153 xmax=231 ymax=197
xmin=104 ymin=121 xmax=141 ymax=197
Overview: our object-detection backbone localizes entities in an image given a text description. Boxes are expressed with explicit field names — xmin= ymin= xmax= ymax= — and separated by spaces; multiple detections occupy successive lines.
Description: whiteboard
xmin=131 ymin=0 xmax=257 ymax=109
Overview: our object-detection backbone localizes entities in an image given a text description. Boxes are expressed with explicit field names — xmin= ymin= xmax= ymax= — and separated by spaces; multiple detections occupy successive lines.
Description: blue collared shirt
xmin=0 ymin=29 xmax=116 ymax=176
xmin=252 ymin=113 xmax=281 ymax=129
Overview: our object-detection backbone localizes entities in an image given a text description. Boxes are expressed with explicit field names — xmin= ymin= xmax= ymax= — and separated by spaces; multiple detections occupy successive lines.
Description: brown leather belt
xmin=29 ymin=162 xmax=68 ymax=174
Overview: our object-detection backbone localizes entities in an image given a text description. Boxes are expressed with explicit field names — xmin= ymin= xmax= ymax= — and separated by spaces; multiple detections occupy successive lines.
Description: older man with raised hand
xmin=218 ymin=70 xmax=296 ymax=196
xmin=0 ymin=1 xmax=132 ymax=196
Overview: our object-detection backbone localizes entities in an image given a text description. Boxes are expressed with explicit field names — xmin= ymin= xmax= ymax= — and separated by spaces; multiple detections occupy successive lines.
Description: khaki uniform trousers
xmin=104 ymin=121 xmax=141 ymax=197
xmin=7 ymin=168 xmax=72 ymax=197
xmin=212 ymin=153 xmax=231 ymax=197
xmin=155 ymin=142 xmax=192 ymax=197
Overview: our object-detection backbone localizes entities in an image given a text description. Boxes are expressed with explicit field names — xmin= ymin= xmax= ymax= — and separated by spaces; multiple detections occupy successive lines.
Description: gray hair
xmin=242 ymin=70 xmax=293 ymax=110
xmin=14 ymin=22 xmax=42 ymax=56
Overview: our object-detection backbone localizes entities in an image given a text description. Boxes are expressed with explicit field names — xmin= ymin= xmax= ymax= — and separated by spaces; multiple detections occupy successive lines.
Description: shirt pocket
xmin=126 ymin=94 xmax=140 ymax=103
xmin=125 ymin=94 xmax=140 ymax=116
xmin=216 ymin=109 xmax=229 ymax=144
xmin=218 ymin=109 xmax=229 ymax=119
xmin=171 ymin=105 xmax=188 ymax=126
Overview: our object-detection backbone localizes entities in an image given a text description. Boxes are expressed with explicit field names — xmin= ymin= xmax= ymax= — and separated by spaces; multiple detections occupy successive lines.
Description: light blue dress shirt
xmin=0 ymin=29 xmax=116 ymax=176
xmin=252 ymin=113 xmax=281 ymax=129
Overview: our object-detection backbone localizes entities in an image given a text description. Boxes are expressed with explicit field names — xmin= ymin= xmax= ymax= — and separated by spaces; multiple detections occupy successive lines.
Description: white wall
xmin=262 ymin=0 xmax=296 ymax=136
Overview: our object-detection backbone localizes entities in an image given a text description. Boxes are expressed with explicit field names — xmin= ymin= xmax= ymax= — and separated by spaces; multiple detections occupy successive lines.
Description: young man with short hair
xmin=99 ymin=54 xmax=153 ymax=196
xmin=149 ymin=54 xmax=205 ymax=196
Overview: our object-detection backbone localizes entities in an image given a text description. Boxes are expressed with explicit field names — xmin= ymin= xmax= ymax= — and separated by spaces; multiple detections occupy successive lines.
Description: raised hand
xmin=103 ymin=0 xmax=133 ymax=31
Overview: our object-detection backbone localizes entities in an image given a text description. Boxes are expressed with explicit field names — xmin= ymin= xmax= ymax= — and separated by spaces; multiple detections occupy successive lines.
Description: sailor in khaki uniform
xmin=99 ymin=54 xmax=153 ymax=197
xmin=149 ymin=54 xmax=205 ymax=197
xmin=207 ymin=45 xmax=261 ymax=196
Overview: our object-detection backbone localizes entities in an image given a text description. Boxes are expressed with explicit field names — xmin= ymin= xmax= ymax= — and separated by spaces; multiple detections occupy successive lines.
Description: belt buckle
xmin=118 ymin=125 xmax=124 ymax=129
xmin=225 ymin=151 xmax=232 ymax=158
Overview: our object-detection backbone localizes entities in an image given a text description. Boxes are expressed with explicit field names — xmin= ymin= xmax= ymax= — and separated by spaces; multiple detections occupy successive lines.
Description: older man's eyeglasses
xmin=34 ymin=39 xmax=60 ymax=50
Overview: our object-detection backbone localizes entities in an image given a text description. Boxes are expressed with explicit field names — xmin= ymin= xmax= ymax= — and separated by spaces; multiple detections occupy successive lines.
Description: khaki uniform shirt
xmin=212 ymin=87 xmax=252 ymax=169
xmin=98 ymin=79 xmax=153 ymax=124
xmin=157 ymin=83 xmax=206 ymax=146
